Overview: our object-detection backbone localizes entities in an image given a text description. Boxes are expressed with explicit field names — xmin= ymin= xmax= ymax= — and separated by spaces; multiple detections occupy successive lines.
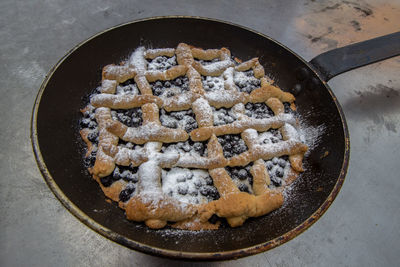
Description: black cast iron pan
xmin=31 ymin=17 xmax=400 ymax=260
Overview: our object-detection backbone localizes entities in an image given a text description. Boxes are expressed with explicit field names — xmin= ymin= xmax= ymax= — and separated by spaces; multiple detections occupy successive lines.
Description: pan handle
xmin=309 ymin=31 xmax=400 ymax=82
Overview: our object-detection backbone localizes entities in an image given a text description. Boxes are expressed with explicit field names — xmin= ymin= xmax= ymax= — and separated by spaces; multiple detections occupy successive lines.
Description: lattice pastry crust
xmin=79 ymin=43 xmax=308 ymax=230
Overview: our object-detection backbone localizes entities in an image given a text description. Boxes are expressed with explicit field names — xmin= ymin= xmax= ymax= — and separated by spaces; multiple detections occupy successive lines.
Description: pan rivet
xmin=295 ymin=68 xmax=309 ymax=81
xmin=292 ymin=83 xmax=302 ymax=95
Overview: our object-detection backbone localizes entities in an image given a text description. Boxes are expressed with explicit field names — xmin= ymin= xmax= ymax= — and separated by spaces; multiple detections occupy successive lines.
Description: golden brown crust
xmin=90 ymin=108 xmax=119 ymax=177
xmin=191 ymin=47 xmax=221 ymax=60
xmin=190 ymin=116 xmax=289 ymax=142
xmin=80 ymin=43 xmax=309 ymax=230
xmin=250 ymin=159 xmax=271 ymax=195
xmin=90 ymin=94 xmax=162 ymax=109
xmin=102 ymin=64 xmax=136 ymax=83
xmin=145 ymin=65 xmax=187 ymax=82
xmin=250 ymin=82 xmax=295 ymax=103
xmin=125 ymin=194 xmax=197 ymax=229
xmin=199 ymin=191 xmax=283 ymax=227
xmin=144 ymin=48 xmax=175 ymax=59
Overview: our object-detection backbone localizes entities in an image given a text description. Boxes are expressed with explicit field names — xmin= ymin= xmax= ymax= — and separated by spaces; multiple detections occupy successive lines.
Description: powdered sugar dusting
xmin=147 ymin=55 xmax=177 ymax=71
xmin=299 ymin=123 xmax=326 ymax=154
xmin=202 ymin=75 xmax=224 ymax=91
xmin=162 ymin=168 xmax=214 ymax=204
xmin=129 ymin=46 xmax=147 ymax=71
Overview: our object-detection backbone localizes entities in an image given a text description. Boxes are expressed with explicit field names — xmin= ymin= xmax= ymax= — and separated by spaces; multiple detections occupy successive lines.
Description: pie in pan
xmin=79 ymin=43 xmax=308 ymax=230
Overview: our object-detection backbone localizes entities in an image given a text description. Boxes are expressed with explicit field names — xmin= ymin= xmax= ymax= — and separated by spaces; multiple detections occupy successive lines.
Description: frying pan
xmin=31 ymin=16 xmax=400 ymax=260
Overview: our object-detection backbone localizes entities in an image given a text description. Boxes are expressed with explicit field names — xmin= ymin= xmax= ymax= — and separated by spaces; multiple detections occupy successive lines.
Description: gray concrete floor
xmin=1 ymin=0 xmax=399 ymax=266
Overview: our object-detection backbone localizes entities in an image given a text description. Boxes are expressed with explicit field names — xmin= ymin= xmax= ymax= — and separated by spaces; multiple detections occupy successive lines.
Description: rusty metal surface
xmin=1 ymin=0 xmax=399 ymax=266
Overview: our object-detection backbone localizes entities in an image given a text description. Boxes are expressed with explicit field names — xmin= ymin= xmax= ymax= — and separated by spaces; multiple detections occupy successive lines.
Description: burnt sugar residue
xmin=343 ymin=84 xmax=400 ymax=135
xmin=350 ymin=20 xmax=361 ymax=31
xmin=296 ymin=1 xmax=400 ymax=51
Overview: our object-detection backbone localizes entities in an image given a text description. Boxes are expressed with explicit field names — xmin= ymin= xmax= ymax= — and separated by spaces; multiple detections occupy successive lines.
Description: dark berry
xmin=238 ymin=184 xmax=250 ymax=193
xmin=276 ymin=167 xmax=284 ymax=178
xmin=176 ymin=176 xmax=186 ymax=183
xmin=119 ymin=185 xmax=135 ymax=202
xmin=185 ymin=123 xmax=196 ymax=133
xmin=174 ymin=78 xmax=182 ymax=86
xmin=204 ymin=176 xmax=213 ymax=185
xmin=177 ymin=185 xmax=189 ymax=195
xmin=88 ymin=121 xmax=97 ymax=129
xmin=100 ymin=176 xmax=113 ymax=187
xmin=237 ymin=169 xmax=248 ymax=180
xmin=189 ymin=190 xmax=198 ymax=196
xmin=271 ymin=176 xmax=282 ymax=186
xmin=278 ymin=159 xmax=287 ymax=168
xmin=112 ymin=167 xmax=121 ymax=181
xmin=194 ymin=180 xmax=203 ymax=189
xmin=84 ymin=154 xmax=96 ymax=167
xmin=284 ymin=102 xmax=292 ymax=113
xmin=208 ymin=214 xmax=220 ymax=224
xmin=193 ymin=142 xmax=204 ymax=152
xmin=266 ymin=161 xmax=273 ymax=170
xmin=245 ymin=70 xmax=254 ymax=77
xmin=271 ymin=137 xmax=279 ymax=143
xmin=200 ymin=186 xmax=219 ymax=200
xmin=80 ymin=118 xmax=91 ymax=128
xmin=87 ymin=131 xmax=99 ymax=143
xmin=153 ymin=87 xmax=163 ymax=96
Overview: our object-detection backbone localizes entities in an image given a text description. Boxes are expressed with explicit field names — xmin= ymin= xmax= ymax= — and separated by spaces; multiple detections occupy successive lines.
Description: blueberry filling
xmin=162 ymin=140 xmax=207 ymax=157
xmin=160 ymin=109 xmax=198 ymax=132
xmin=208 ymin=214 xmax=220 ymax=224
xmin=80 ymin=107 xmax=97 ymax=130
xmin=117 ymin=139 xmax=134 ymax=148
xmin=113 ymin=165 xmax=139 ymax=183
xmin=213 ymin=107 xmax=236 ymax=126
xmin=119 ymin=183 xmax=136 ymax=202
xmin=226 ymin=165 xmax=253 ymax=183
xmin=119 ymin=78 xmax=135 ymax=87
xmin=84 ymin=150 xmax=97 ymax=168
xmin=238 ymin=183 xmax=250 ymax=193
xmin=200 ymin=186 xmax=220 ymax=200
xmin=226 ymin=164 xmax=253 ymax=193
xmin=245 ymin=102 xmax=274 ymax=119
xmin=87 ymin=129 xmax=99 ymax=144
xmin=80 ymin=118 xmax=97 ymax=129
xmin=265 ymin=155 xmax=290 ymax=187
xmin=244 ymin=69 xmax=255 ymax=77
xmin=201 ymin=76 xmax=224 ymax=92
xmin=234 ymin=72 xmax=261 ymax=94
xmin=177 ymin=184 xmax=189 ymax=195
xmin=100 ymin=165 xmax=139 ymax=187
xmin=162 ymin=168 xmax=220 ymax=203
xmin=113 ymin=108 xmax=143 ymax=128
xmin=115 ymin=79 xmax=140 ymax=95
xmin=149 ymin=76 xmax=189 ymax=96
xmin=197 ymin=58 xmax=220 ymax=65
xmin=259 ymin=129 xmax=283 ymax=145
xmin=283 ymin=102 xmax=292 ymax=114
xmin=100 ymin=176 xmax=114 ymax=187
xmin=218 ymin=134 xmax=248 ymax=158
xmin=147 ymin=56 xmax=177 ymax=71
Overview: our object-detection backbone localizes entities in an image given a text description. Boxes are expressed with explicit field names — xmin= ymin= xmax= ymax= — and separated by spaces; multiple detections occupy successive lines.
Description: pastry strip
xmin=190 ymin=114 xmax=296 ymax=141
xmin=144 ymin=48 xmax=175 ymax=59
xmin=90 ymin=94 xmax=162 ymax=109
xmin=102 ymin=65 xmax=136 ymax=83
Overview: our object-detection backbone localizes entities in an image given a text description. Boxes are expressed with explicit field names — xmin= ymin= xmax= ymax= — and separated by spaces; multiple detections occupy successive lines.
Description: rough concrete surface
xmin=0 ymin=0 xmax=399 ymax=266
